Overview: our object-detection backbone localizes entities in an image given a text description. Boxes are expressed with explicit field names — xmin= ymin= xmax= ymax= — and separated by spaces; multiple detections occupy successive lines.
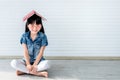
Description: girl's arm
xmin=22 ymin=44 xmax=31 ymax=65
xmin=33 ymin=46 xmax=46 ymax=66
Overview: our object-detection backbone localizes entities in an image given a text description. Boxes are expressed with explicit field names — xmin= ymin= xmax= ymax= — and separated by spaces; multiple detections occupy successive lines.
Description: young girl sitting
xmin=10 ymin=10 xmax=50 ymax=78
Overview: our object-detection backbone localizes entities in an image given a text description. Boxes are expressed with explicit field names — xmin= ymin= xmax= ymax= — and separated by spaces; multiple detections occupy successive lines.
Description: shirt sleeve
xmin=41 ymin=34 xmax=48 ymax=46
xmin=20 ymin=34 xmax=27 ymax=44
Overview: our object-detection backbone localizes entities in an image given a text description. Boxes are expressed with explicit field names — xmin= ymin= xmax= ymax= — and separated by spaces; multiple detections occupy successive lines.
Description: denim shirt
xmin=20 ymin=31 xmax=48 ymax=63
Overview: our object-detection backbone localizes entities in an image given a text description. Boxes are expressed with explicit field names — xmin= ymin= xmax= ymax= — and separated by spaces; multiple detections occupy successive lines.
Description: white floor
xmin=0 ymin=59 xmax=120 ymax=80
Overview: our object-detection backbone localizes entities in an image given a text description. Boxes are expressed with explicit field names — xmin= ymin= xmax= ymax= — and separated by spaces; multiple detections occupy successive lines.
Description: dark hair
xmin=25 ymin=14 xmax=45 ymax=33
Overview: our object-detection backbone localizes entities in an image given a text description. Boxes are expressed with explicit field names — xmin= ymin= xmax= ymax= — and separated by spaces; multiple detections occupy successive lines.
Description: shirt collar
xmin=27 ymin=31 xmax=43 ymax=40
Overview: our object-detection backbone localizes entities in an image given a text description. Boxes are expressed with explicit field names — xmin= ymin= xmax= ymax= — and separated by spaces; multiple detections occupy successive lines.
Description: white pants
xmin=10 ymin=59 xmax=50 ymax=73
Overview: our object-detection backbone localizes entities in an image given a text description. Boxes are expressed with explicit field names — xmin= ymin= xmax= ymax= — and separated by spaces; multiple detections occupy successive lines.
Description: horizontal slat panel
xmin=0 ymin=0 xmax=120 ymax=56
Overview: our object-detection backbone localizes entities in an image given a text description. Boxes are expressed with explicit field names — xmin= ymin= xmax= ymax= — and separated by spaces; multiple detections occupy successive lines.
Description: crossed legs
xmin=10 ymin=59 xmax=50 ymax=77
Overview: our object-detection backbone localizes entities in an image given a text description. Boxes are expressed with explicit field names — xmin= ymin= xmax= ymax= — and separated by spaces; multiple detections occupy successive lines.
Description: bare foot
xmin=31 ymin=71 xmax=48 ymax=78
xmin=38 ymin=71 xmax=48 ymax=78
xmin=16 ymin=70 xmax=25 ymax=76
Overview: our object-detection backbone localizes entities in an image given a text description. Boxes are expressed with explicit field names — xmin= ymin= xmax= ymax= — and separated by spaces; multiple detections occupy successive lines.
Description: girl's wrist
xmin=32 ymin=65 xmax=37 ymax=68
xmin=26 ymin=61 xmax=31 ymax=66
xmin=33 ymin=63 xmax=37 ymax=66
xmin=27 ymin=64 xmax=31 ymax=66
xmin=33 ymin=61 xmax=38 ymax=66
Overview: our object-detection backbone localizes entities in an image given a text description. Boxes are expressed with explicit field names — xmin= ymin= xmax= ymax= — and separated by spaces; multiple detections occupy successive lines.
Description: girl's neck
xmin=30 ymin=33 xmax=37 ymax=41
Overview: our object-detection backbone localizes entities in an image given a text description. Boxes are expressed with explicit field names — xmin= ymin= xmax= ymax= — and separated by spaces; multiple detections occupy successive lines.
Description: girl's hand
xmin=31 ymin=65 xmax=38 ymax=74
xmin=26 ymin=64 xmax=32 ymax=73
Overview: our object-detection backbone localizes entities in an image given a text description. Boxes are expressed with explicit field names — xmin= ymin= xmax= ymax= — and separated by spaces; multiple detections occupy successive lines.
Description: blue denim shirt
xmin=20 ymin=31 xmax=48 ymax=63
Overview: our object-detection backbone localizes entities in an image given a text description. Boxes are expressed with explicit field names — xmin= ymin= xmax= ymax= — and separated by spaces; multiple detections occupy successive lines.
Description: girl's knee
xmin=38 ymin=60 xmax=51 ymax=69
xmin=10 ymin=59 xmax=18 ymax=68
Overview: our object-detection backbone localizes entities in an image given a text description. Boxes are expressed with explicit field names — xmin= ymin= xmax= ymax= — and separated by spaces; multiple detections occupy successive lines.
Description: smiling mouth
xmin=33 ymin=30 xmax=38 ymax=32
xmin=32 ymin=31 xmax=38 ymax=33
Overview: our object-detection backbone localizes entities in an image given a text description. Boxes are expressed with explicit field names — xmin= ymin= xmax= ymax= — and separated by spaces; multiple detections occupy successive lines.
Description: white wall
xmin=0 ymin=0 xmax=120 ymax=56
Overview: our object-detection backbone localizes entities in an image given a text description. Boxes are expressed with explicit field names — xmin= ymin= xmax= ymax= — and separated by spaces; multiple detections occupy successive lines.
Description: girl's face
xmin=28 ymin=22 xmax=41 ymax=34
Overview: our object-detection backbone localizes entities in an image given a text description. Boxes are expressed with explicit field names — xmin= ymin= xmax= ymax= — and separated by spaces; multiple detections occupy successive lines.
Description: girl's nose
xmin=33 ymin=26 xmax=37 ymax=30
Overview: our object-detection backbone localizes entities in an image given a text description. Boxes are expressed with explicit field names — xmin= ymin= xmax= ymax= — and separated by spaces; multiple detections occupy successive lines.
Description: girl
xmin=10 ymin=10 xmax=50 ymax=78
